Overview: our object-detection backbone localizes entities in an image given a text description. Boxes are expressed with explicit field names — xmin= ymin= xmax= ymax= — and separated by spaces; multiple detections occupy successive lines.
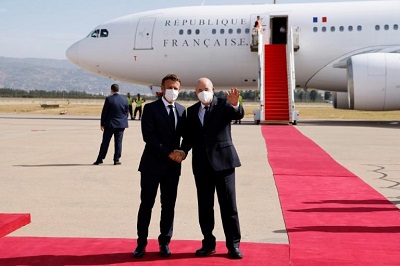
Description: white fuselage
xmin=66 ymin=1 xmax=400 ymax=110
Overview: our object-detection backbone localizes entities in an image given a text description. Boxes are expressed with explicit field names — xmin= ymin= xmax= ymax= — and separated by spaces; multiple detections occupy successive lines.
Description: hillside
xmin=0 ymin=57 xmax=151 ymax=95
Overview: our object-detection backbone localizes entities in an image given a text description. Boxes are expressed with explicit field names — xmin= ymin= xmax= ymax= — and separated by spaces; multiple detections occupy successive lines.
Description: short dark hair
xmin=111 ymin=84 xmax=119 ymax=92
xmin=161 ymin=74 xmax=181 ymax=86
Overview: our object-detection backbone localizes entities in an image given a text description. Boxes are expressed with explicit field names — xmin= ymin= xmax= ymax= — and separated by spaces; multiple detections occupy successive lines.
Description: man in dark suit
xmin=133 ymin=74 xmax=186 ymax=258
xmin=180 ymin=77 xmax=244 ymax=259
xmin=93 ymin=84 xmax=129 ymax=165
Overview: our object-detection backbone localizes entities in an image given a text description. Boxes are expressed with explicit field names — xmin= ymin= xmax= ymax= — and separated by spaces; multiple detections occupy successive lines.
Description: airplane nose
xmin=66 ymin=42 xmax=79 ymax=65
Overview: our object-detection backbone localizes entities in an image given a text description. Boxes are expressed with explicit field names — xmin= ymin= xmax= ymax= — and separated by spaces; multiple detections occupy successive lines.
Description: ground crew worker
xmin=133 ymin=93 xmax=145 ymax=120
xmin=234 ymin=94 xmax=243 ymax=124
xmin=127 ymin=93 xmax=133 ymax=120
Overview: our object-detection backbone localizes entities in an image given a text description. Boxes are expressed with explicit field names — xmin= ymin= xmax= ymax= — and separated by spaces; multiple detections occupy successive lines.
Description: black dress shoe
xmin=228 ymin=247 xmax=243 ymax=259
xmin=114 ymin=161 xmax=121 ymax=165
xmin=132 ymin=246 xmax=145 ymax=258
xmin=195 ymin=247 xmax=216 ymax=257
xmin=93 ymin=160 xmax=103 ymax=165
xmin=159 ymin=244 xmax=171 ymax=257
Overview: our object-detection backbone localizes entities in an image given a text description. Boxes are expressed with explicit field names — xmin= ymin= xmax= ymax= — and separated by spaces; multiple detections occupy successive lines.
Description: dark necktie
xmin=168 ymin=105 xmax=175 ymax=130
xmin=203 ymin=106 xmax=210 ymax=126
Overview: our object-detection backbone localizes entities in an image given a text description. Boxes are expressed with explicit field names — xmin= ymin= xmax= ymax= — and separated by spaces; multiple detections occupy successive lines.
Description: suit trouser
xmin=194 ymin=166 xmax=241 ymax=250
xmin=97 ymin=127 xmax=124 ymax=162
xmin=136 ymin=171 xmax=180 ymax=247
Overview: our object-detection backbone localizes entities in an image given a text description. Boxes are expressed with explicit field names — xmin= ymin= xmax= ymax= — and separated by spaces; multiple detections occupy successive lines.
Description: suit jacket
xmin=182 ymin=97 xmax=244 ymax=174
xmin=138 ymin=98 xmax=186 ymax=176
xmin=101 ymin=93 xmax=129 ymax=129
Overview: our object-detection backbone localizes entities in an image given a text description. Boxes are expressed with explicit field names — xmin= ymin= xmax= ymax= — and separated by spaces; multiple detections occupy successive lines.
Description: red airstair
xmin=252 ymin=26 xmax=298 ymax=124
xmin=264 ymin=44 xmax=290 ymax=123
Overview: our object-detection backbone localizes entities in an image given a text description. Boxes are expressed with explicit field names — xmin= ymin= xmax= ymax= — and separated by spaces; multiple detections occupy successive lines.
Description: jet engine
xmin=346 ymin=53 xmax=400 ymax=110
xmin=332 ymin=92 xmax=349 ymax=109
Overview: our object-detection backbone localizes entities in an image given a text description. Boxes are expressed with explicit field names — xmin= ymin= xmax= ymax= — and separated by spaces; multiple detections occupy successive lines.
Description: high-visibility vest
xmin=127 ymin=97 xmax=133 ymax=105
xmin=135 ymin=97 xmax=145 ymax=107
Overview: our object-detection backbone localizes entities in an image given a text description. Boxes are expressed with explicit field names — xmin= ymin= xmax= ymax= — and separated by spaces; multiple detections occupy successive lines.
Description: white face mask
xmin=164 ymin=89 xmax=179 ymax=103
xmin=197 ymin=90 xmax=214 ymax=104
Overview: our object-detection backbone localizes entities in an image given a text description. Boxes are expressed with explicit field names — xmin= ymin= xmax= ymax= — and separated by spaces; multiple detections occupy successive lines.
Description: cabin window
xmin=245 ymin=28 xmax=250 ymax=34
xmin=357 ymin=26 xmax=362 ymax=31
xmin=375 ymin=25 xmax=380 ymax=30
xmin=237 ymin=29 xmax=241 ymax=34
xmin=321 ymin=26 xmax=326 ymax=32
xmin=195 ymin=29 xmax=200 ymax=34
xmin=220 ymin=29 xmax=225 ymax=34
xmin=212 ymin=29 xmax=217 ymax=34
xmin=313 ymin=27 xmax=318 ymax=32
xmin=384 ymin=25 xmax=389 ymax=30
xmin=179 ymin=29 xmax=184 ymax=35
xmin=228 ymin=29 xmax=233 ymax=34
xmin=330 ymin=26 xmax=335 ymax=32
xmin=187 ymin=29 xmax=192 ymax=35
xmin=348 ymin=26 xmax=353 ymax=31
xmin=339 ymin=26 xmax=344 ymax=32
xmin=394 ymin=24 xmax=399 ymax=30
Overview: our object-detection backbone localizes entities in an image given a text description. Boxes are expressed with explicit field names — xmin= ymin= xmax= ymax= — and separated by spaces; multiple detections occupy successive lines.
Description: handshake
xmin=168 ymin=150 xmax=186 ymax=163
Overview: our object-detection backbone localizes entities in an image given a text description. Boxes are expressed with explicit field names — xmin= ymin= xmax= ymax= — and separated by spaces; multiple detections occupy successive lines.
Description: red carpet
xmin=0 ymin=237 xmax=289 ymax=265
xmin=262 ymin=125 xmax=400 ymax=266
xmin=2 ymin=126 xmax=400 ymax=265
xmin=0 ymin=213 xmax=31 ymax=238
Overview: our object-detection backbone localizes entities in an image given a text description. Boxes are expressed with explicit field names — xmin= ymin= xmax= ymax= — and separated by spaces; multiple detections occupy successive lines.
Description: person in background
xmin=252 ymin=15 xmax=263 ymax=46
xmin=93 ymin=84 xmax=129 ymax=165
xmin=133 ymin=74 xmax=186 ymax=259
xmin=179 ymin=77 xmax=244 ymax=259
xmin=127 ymin=93 xmax=133 ymax=120
xmin=233 ymin=93 xmax=243 ymax=124
xmin=133 ymin=93 xmax=145 ymax=120
xmin=255 ymin=15 xmax=262 ymax=32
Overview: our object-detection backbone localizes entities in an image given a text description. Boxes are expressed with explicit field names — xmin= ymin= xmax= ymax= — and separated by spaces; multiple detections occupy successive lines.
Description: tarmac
xmin=0 ymin=114 xmax=399 ymax=246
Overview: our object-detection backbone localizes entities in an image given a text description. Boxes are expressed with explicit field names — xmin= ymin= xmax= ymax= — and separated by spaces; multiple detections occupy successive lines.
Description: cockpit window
xmin=91 ymin=29 xmax=99 ymax=38
xmin=100 ymin=29 xmax=109 ymax=37
xmin=89 ymin=29 xmax=109 ymax=38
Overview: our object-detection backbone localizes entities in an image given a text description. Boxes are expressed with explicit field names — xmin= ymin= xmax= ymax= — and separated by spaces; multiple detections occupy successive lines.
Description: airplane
xmin=66 ymin=1 xmax=400 ymax=111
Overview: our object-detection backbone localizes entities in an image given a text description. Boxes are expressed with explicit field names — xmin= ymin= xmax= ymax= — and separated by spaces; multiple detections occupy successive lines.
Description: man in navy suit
xmin=133 ymin=74 xmax=186 ymax=258
xmin=180 ymin=77 xmax=244 ymax=259
xmin=93 ymin=84 xmax=129 ymax=165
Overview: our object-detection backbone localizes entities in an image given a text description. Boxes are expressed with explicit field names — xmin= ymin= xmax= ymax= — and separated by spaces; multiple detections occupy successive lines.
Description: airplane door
xmin=134 ymin=17 xmax=156 ymax=50
xmin=271 ymin=17 xmax=288 ymax=44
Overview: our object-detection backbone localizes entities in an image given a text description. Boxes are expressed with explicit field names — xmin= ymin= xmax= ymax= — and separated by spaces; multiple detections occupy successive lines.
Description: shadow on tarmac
xmin=297 ymin=120 xmax=400 ymax=129
xmin=14 ymin=164 xmax=98 ymax=167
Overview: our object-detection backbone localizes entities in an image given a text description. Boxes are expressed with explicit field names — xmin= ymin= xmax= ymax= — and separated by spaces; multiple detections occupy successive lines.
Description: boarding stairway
xmin=264 ymin=45 xmax=290 ymax=122
xmin=253 ymin=27 xmax=298 ymax=124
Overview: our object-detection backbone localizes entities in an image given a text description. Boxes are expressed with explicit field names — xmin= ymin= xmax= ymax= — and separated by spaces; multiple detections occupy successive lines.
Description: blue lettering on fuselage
xmin=163 ymin=17 xmax=250 ymax=48
xmin=163 ymin=38 xmax=248 ymax=48
xmin=164 ymin=18 xmax=247 ymax=27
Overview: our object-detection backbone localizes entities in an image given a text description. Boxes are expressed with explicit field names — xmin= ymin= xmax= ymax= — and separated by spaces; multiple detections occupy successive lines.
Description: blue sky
xmin=0 ymin=0 xmax=373 ymax=60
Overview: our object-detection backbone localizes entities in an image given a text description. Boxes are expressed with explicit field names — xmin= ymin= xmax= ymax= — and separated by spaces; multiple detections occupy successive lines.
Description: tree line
xmin=0 ymin=87 xmax=331 ymax=103
xmin=0 ymin=88 xmax=104 ymax=99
